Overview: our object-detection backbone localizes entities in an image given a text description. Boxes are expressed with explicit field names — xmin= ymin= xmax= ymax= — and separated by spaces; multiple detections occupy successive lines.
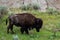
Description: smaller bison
xmin=6 ymin=13 xmax=43 ymax=34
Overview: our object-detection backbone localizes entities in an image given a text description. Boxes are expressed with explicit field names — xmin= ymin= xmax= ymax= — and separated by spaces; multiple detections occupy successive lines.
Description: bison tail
xmin=6 ymin=19 xmax=8 ymax=25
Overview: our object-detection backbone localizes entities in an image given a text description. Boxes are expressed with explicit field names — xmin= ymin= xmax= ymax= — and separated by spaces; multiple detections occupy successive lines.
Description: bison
xmin=6 ymin=13 xmax=43 ymax=34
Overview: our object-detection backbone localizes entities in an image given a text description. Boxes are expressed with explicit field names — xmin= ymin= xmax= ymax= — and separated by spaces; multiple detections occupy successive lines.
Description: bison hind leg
xmin=28 ymin=27 xmax=31 ymax=30
xmin=20 ymin=28 xmax=29 ymax=34
xmin=24 ymin=28 xmax=29 ymax=34
xmin=7 ymin=26 xmax=10 ymax=34
xmin=7 ymin=24 xmax=14 ymax=34
xmin=10 ymin=25 xmax=15 ymax=34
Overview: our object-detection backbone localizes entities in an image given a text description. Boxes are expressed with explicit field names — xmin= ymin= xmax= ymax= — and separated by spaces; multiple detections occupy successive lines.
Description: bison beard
xmin=6 ymin=13 xmax=43 ymax=34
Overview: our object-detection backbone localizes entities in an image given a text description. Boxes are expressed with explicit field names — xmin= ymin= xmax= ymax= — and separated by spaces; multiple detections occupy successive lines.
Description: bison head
xmin=35 ymin=18 xmax=43 ymax=32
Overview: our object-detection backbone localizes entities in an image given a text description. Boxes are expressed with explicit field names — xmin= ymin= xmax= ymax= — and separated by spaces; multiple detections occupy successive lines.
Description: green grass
xmin=0 ymin=10 xmax=60 ymax=40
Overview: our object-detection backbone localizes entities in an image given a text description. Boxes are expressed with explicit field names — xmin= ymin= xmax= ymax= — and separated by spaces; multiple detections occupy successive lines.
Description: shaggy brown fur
xmin=6 ymin=13 xmax=43 ymax=34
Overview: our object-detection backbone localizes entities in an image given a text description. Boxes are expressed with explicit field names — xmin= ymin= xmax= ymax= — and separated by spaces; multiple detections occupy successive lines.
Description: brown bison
xmin=6 ymin=13 xmax=43 ymax=34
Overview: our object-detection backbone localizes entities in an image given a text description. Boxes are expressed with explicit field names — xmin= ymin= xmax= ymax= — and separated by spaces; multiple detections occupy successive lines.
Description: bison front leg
xmin=20 ymin=28 xmax=24 ymax=34
xmin=25 ymin=28 xmax=29 ymax=34
xmin=20 ymin=28 xmax=29 ymax=34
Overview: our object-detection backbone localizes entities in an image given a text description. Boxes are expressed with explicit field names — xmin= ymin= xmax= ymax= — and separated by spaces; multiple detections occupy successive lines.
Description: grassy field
xmin=0 ymin=10 xmax=60 ymax=40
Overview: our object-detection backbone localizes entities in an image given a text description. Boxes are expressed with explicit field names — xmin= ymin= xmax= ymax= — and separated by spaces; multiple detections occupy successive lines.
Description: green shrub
xmin=46 ymin=7 xmax=60 ymax=15
xmin=20 ymin=5 xmax=30 ymax=10
xmin=46 ymin=7 xmax=53 ymax=14
xmin=32 ymin=4 xmax=40 ymax=10
xmin=0 ymin=6 xmax=8 ymax=18
xmin=20 ymin=5 xmax=27 ymax=10
xmin=20 ymin=4 xmax=40 ymax=10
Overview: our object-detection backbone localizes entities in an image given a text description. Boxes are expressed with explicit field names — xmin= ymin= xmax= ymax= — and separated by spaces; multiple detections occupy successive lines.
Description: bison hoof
xmin=26 ymin=33 xmax=29 ymax=35
xmin=11 ymin=32 xmax=15 ymax=34
xmin=7 ymin=32 xmax=9 ymax=34
xmin=7 ymin=31 xmax=9 ymax=34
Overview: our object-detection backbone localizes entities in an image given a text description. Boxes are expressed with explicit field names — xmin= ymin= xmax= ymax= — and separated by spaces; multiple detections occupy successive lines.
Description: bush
xmin=20 ymin=4 xmax=40 ymax=10
xmin=0 ymin=6 xmax=8 ymax=18
xmin=20 ymin=5 xmax=30 ymax=10
xmin=32 ymin=4 xmax=40 ymax=10
xmin=46 ymin=7 xmax=60 ymax=15
xmin=20 ymin=5 xmax=27 ymax=10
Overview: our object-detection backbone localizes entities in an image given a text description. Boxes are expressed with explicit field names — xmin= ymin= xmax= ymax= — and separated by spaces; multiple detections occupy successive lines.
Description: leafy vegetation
xmin=0 ymin=6 xmax=8 ymax=18
xmin=46 ymin=7 xmax=60 ymax=15
xmin=20 ymin=4 xmax=40 ymax=10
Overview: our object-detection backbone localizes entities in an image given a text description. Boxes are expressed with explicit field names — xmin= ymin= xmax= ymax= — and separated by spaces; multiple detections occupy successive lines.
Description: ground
xmin=0 ymin=10 xmax=60 ymax=40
